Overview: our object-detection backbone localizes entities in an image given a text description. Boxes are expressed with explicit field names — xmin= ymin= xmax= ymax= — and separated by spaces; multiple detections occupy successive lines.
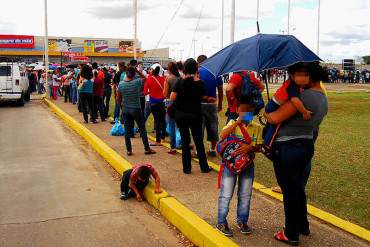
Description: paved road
xmin=0 ymin=100 xmax=182 ymax=247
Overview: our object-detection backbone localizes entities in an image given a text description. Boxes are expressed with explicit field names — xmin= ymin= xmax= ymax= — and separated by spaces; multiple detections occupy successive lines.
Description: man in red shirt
xmin=225 ymin=71 xmax=265 ymax=123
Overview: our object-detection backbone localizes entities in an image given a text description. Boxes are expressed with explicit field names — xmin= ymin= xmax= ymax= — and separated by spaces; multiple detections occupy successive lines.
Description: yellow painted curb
xmin=149 ymin=136 xmax=370 ymax=242
xmin=160 ymin=197 xmax=238 ymax=247
xmin=43 ymin=99 xmax=239 ymax=247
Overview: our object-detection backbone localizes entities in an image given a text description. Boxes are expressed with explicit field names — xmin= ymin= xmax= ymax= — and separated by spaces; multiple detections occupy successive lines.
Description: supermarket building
xmin=0 ymin=34 xmax=170 ymax=65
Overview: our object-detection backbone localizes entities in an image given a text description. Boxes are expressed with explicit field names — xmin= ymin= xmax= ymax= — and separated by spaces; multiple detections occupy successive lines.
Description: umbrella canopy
xmin=201 ymin=33 xmax=322 ymax=77
xmin=27 ymin=63 xmax=37 ymax=67
xmin=33 ymin=65 xmax=44 ymax=71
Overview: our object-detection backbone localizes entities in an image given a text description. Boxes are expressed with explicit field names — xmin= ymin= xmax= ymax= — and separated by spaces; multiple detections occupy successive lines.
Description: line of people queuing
xmin=46 ymin=57 xmax=328 ymax=246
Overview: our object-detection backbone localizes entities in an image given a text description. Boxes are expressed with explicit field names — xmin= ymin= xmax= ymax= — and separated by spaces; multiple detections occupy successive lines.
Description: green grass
xmin=110 ymin=92 xmax=370 ymax=229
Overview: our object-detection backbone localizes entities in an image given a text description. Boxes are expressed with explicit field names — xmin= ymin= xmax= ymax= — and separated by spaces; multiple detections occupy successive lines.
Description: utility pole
xmin=221 ymin=0 xmax=224 ymax=48
xmin=43 ymin=0 xmax=49 ymax=71
xmin=257 ymin=0 xmax=260 ymax=33
xmin=133 ymin=0 xmax=138 ymax=60
xmin=287 ymin=0 xmax=291 ymax=35
xmin=230 ymin=0 xmax=235 ymax=43
xmin=317 ymin=0 xmax=321 ymax=55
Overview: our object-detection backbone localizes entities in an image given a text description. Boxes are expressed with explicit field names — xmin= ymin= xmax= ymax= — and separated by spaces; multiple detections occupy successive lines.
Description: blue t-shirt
xmin=199 ymin=67 xmax=223 ymax=98
xmin=79 ymin=79 xmax=94 ymax=93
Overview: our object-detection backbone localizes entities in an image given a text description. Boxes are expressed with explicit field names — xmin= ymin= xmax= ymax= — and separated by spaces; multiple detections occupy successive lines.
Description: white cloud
xmin=0 ymin=0 xmax=369 ymax=62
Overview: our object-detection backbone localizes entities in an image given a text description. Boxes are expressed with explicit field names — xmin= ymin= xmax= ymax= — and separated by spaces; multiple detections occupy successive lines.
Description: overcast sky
xmin=1 ymin=0 xmax=369 ymax=62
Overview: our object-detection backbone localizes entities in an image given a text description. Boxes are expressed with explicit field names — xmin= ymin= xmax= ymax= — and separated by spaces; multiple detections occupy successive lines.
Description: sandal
xmin=168 ymin=150 xmax=177 ymax=155
xmin=149 ymin=142 xmax=161 ymax=146
xmin=144 ymin=149 xmax=156 ymax=155
xmin=274 ymin=230 xmax=299 ymax=246
xmin=272 ymin=186 xmax=283 ymax=194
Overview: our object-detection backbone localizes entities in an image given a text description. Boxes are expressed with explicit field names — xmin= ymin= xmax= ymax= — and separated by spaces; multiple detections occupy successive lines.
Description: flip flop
xmin=274 ymin=230 xmax=299 ymax=246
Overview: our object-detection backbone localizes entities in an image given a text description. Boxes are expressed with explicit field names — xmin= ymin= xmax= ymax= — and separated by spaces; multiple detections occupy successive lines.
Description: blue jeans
xmin=103 ymin=88 xmax=112 ymax=118
xmin=218 ymin=164 xmax=254 ymax=225
xmin=71 ymin=84 xmax=78 ymax=104
xmin=114 ymin=101 xmax=121 ymax=120
xmin=272 ymin=138 xmax=314 ymax=241
xmin=122 ymin=107 xmax=150 ymax=152
xmin=49 ymin=84 xmax=53 ymax=98
xmin=165 ymin=100 xmax=177 ymax=149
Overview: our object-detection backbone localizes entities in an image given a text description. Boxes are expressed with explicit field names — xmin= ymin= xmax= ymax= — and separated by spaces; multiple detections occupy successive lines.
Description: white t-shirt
xmin=52 ymin=74 xmax=59 ymax=86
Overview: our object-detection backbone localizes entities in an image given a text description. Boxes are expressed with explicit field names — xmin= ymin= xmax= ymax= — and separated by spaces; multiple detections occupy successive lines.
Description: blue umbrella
xmin=201 ymin=33 xmax=322 ymax=77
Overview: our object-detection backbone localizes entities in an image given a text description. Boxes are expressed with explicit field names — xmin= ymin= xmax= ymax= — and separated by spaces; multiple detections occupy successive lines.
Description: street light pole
xmin=257 ymin=0 xmax=260 ymax=33
xmin=287 ymin=0 xmax=291 ymax=35
xmin=317 ymin=0 xmax=321 ymax=55
xmin=133 ymin=0 xmax=138 ymax=60
xmin=230 ymin=0 xmax=235 ymax=43
xmin=221 ymin=0 xmax=224 ymax=48
xmin=43 ymin=0 xmax=49 ymax=70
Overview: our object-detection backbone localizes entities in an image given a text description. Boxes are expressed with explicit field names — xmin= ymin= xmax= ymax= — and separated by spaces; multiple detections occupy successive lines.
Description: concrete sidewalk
xmin=0 ymin=101 xmax=185 ymax=247
xmin=52 ymin=99 xmax=368 ymax=247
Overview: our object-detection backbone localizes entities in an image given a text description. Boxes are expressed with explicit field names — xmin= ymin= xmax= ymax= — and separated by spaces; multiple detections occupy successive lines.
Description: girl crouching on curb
xmin=120 ymin=164 xmax=162 ymax=202
xmin=216 ymin=102 xmax=261 ymax=237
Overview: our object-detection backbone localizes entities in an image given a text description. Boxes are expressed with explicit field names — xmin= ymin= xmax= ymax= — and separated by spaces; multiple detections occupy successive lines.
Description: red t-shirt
xmin=228 ymin=71 xmax=264 ymax=112
xmin=143 ymin=75 xmax=166 ymax=103
xmin=274 ymin=79 xmax=301 ymax=103
xmin=129 ymin=164 xmax=157 ymax=187
xmin=93 ymin=77 xmax=104 ymax=96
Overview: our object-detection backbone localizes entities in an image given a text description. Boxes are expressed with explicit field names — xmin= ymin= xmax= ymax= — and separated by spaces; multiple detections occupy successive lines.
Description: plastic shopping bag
xmin=110 ymin=118 xmax=125 ymax=136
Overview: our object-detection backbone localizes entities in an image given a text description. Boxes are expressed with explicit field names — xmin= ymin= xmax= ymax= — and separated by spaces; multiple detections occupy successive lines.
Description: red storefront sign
xmin=0 ymin=35 xmax=35 ymax=48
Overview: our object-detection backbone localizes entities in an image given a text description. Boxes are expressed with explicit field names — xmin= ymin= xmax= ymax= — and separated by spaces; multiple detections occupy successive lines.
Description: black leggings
xmin=64 ymin=85 xmax=71 ymax=102
xmin=151 ymin=102 xmax=167 ymax=143
xmin=79 ymin=92 xmax=95 ymax=123
xmin=177 ymin=120 xmax=209 ymax=173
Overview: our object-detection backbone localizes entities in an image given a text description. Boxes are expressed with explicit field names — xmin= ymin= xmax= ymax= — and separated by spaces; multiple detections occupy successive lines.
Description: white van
xmin=0 ymin=61 xmax=30 ymax=106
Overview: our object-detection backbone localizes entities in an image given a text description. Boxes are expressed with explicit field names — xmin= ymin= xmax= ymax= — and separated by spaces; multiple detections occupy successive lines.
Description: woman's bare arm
xmin=169 ymin=92 xmax=177 ymax=101
xmin=265 ymin=101 xmax=297 ymax=124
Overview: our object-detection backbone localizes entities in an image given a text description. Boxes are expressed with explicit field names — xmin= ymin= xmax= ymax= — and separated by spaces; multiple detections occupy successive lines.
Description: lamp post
xmin=317 ymin=0 xmax=321 ymax=55
xmin=221 ymin=0 xmax=224 ymax=48
xmin=230 ymin=0 xmax=235 ymax=43
xmin=133 ymin=0 xmax=138 ymax=60
xmin=288 ymin=0 xmax=291 ymax=35
xmin=43 ymin=0 xmax=49 ymax=71
xmin=257 ymin=0 xmax=260 ymax=33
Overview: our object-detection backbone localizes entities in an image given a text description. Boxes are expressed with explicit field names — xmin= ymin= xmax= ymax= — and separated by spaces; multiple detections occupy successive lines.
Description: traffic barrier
xmin=43 ymin=98 xmax=239 ymax=247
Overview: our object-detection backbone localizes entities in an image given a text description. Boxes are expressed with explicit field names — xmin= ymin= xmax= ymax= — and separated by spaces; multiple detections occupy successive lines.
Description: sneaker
xmin=216 ymin=224 xmax=233 ymax=237
xmin=207 ymin=150 xmax=217 ymax=157
xmin=238 ymin=222 xmax=252 ymax=235
xmin=120 ymin=192 xmax=128 ymax=200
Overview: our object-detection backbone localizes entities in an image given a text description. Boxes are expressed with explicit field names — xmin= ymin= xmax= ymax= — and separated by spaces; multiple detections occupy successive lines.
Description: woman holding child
xmin=264 ymin=62 xmax=328 ymax=246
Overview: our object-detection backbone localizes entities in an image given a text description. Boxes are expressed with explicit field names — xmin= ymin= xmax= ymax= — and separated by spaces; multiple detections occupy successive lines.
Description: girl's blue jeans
xmin=217 ymin=163 xmax=254 ymax=225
